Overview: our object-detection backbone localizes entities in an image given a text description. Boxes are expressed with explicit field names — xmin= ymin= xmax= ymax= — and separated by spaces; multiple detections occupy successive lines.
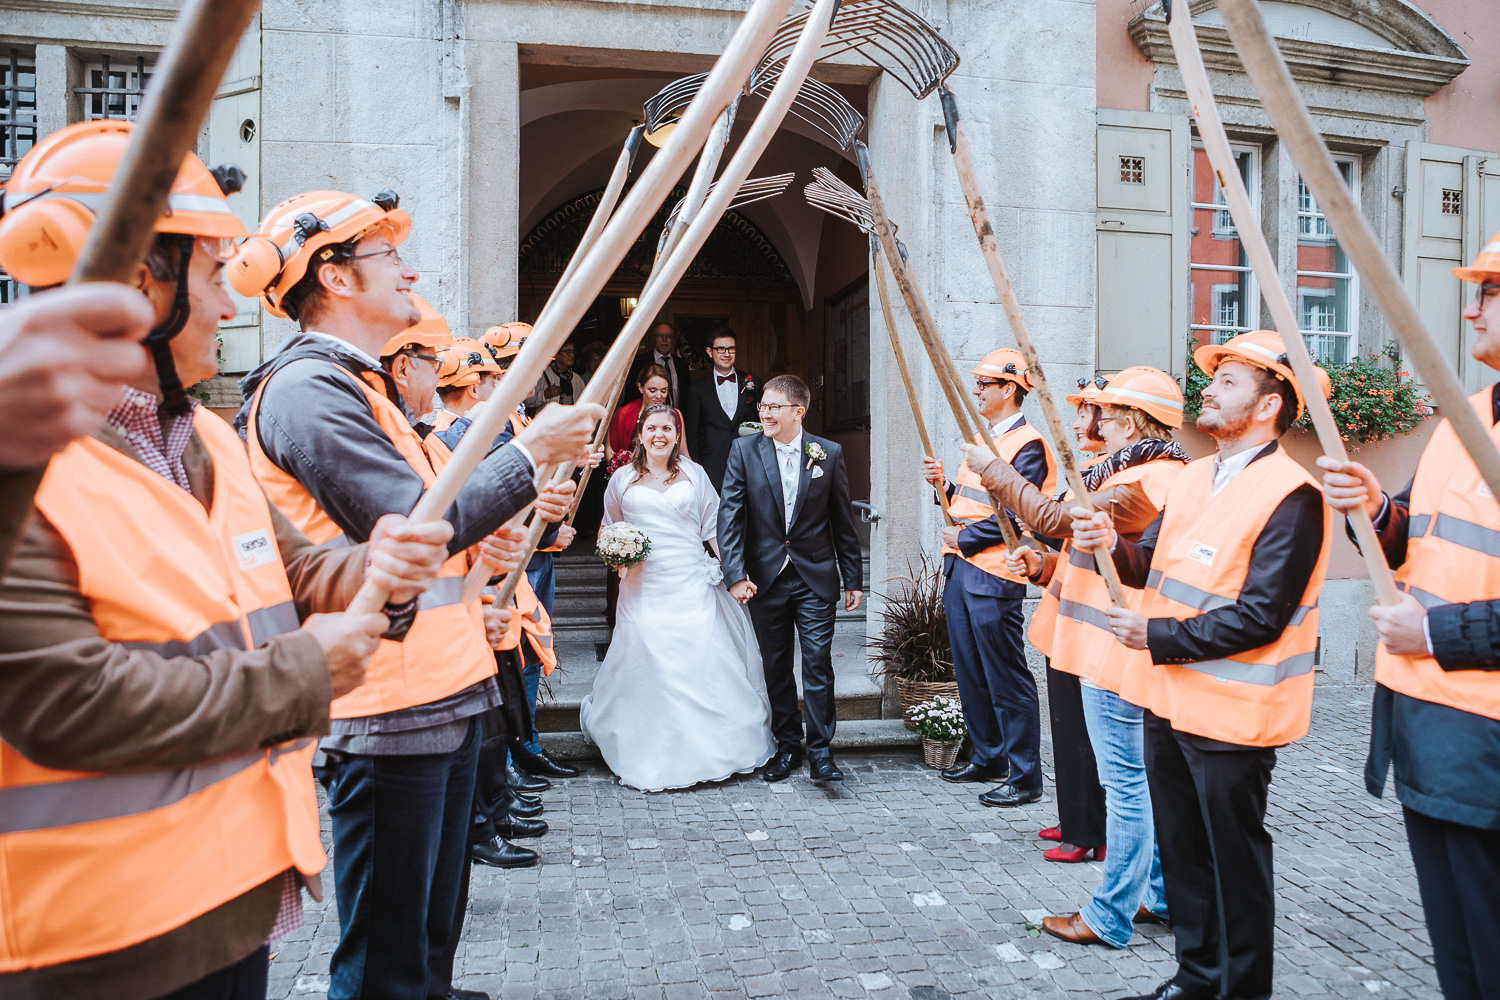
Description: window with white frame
xmin=75 ymin=53 xmax=153 ymax=122
xmin=1190 ymin=143 xmax=1259 ymax=346
xmin=1296 ymin=158 xmax=1358 ymax=364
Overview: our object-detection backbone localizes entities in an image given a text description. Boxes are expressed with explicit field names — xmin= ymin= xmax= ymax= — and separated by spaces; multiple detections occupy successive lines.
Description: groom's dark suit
xmin=718 ymin=431 xmax=863 ymax=757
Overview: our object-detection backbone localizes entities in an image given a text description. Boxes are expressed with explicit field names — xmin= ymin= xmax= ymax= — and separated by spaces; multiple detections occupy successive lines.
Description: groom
xmin=719 ymin=375 xmax=864 ymax=782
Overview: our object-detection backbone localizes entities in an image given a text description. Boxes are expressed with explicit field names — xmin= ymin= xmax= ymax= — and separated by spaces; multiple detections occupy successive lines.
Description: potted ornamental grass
xmin=866 ymin=554 xmax=959 ymax=725
xmin=909 ymin=695 xmax=967 ymax=770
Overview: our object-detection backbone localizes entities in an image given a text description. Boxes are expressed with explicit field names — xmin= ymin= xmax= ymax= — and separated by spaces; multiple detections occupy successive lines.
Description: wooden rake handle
xmin=1165 ymin=4 xmax=1399 ymax=608
xmin=0 ymin=0 xmax=260 ymax=580
xmin=938 ymin=87 xmax=1126 ymax=608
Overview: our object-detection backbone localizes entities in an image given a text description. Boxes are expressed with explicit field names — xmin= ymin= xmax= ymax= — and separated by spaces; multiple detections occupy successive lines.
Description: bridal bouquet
xmin=597 ymin=522 xmax=651 ymax=569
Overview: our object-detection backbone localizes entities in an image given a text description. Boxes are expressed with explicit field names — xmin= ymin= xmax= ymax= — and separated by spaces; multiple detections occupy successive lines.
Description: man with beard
xmin=1071 ymin=331 xmax=1332 ymax=1000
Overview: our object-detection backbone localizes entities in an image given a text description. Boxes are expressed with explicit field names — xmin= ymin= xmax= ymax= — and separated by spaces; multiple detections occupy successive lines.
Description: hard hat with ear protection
xmin=0 ymin=120 xmax=247 ymax=416
xmin=228 ymin=188 xmax=411 ymax=320
xmin=0 ymin=120 xmax=246 ymax=289
xmin=481 ymin=322 xmax=532 ymax=364
xmin=380 ymin=293 xmax=453 ymax=357
xmin=437 ymin=338 xmax=503 ymax=388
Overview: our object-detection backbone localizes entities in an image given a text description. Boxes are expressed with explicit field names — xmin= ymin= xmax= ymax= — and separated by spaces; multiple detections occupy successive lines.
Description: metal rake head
xmin=753 ymin=0 xmax=959 ymax=101
xmin=804 ymin=166 xmax=875 ymax=235
xmin=663 ymin=172 xmax=798 ymax=233
xmin=643 ymin=70 xmax=865 ymax=150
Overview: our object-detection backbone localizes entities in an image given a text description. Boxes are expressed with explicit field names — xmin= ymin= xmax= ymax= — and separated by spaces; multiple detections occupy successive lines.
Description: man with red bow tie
xmin=685 ymin=327 xmax=762 ymax=490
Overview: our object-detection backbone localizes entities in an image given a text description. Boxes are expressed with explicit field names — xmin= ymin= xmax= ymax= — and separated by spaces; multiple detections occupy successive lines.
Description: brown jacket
xmin=0 ymin=425 xmax=368 ymax=1000
xmin=973 ymin=455 xmax=1164 ymax=585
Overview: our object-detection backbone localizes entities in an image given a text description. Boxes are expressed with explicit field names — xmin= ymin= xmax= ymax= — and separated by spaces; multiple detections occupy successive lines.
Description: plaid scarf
xmin=1083 ymin=438 xmax=1192 ymax=492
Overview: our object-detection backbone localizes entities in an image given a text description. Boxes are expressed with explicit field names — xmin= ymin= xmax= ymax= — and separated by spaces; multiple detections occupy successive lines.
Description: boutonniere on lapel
xmin=804 ymin=441 xmax=827 ymax=474
xmin=741 ymin=375 xmax=756 ymax=394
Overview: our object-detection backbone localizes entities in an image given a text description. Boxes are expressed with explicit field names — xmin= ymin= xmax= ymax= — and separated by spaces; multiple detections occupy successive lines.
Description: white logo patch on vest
xmin=233 ymin=529 xmax=276 ymax=570
xmin=1187 ymin=542 xmax=1217 ymax=566
xmin=1479 ymin=481 xmax=1495 ymax=499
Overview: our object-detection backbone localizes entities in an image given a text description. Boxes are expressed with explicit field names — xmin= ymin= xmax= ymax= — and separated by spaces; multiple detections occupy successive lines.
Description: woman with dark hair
xmin=607 ymin=365 xmax=689 ymax=460
xmin=582 ymin=403 xmax=774 ymax=791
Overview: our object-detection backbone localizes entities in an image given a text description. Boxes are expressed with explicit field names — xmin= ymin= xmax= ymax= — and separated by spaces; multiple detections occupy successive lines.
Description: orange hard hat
xmin=969 ymin=348 xmax=1033 ymax=393
xmin=0 ymin=120 xmax=247 ymax=288
xmin=1094 ymin=366 xmax=1185 ymax=429
xmin=1455 ymin=231 xmax=1500 ymax=284
xmin=1066 ymin=376 xmax=1107 ymax=409
xmin=228 ymin=187 xmax=411 ymax=319
xmin=437 ymin=337 xmax=503 ymax=388
xmin=482 ymin=322 xmax=532 ymax=363
xmin=1194 ymin=331 xmax=1331 ymax=420
xmin=381 ymin=293 xmax=453 ymax=357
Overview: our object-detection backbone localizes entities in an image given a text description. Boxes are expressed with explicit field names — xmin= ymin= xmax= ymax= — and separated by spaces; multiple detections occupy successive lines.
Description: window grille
xmin=1296 ymin=159 xmax=1358 ymax=364
xmin=1442 ymin=189 xmax=1462 ymax=216
xmin=75 ymin=54 xmax=153 ymax=121
xmin=1190 ymin=144 xmax=1259 ymax=346
xmin=1119 ymin=156 xmax=1143 ymax=184
xmin=1 ymin=49 xmax=36 ymax=176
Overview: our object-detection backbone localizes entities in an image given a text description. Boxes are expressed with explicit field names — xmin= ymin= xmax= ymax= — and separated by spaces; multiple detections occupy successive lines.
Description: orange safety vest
xmin=943 ymin=423 xmax=1058 ymax=585
xmin=1118 ymin=450 xmax=1328 ymax=746
xmin=430 ymin=409 xmax=459 ymax=432
xmin=421 ymin=421 xmax=557 ymax=677
xmin=247 ymin=361 xmax=494 ymax=719
xmin=1029 ymin=459 xmax=1184 ymax=693
xmin=3 ymin=411 xmax=324 ymax=972
xmin=1377 ymin=390 xmax=1500 ymax=720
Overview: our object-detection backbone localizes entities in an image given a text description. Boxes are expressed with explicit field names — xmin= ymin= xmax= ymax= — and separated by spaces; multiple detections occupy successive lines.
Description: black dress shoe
xmin=762 ymin=751 xmax=803 ymax=782
xmin=1121 ymin=980 xmax=1215 ymax=1000
xmin=445 ymin=987 xmax=492 ymax=999
xmin=503 ymin=790 xmax=543 ymax=819
xmin=472 ymin=837 xmax=538 ymax=869
xmin=978 ymin=783 xmax=1043 ymax=807
xmin=496 ymin=814 xmax=548 ymax=839
xmin=511 ymin=744 xmax=579 ymax=778
xmin=507 ymin=762 xmax=551 ymax=793
xmin=809 ymin=756 xmax=844 ymax=782
xmin=940 ymin=761 xmax=1004 ymax=784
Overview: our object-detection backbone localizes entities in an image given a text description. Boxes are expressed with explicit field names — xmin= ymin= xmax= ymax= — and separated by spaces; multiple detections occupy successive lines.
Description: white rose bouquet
xmin=596 ymin=522 xmax=651 ymax=570
xmin=908 ymin=695 xmax=967 ymax=743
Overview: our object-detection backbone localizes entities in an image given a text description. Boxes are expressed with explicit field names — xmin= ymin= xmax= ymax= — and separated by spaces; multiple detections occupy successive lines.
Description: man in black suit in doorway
xmin=718 ymin=375 xmax=864 ymax=784
xmin=627 ymin=322 xmax=693 ymax=408
xmin=684 ymin=327 xmax=761 ymax=491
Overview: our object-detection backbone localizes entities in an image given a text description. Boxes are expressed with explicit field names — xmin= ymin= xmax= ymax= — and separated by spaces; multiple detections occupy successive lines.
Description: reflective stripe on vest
xmin=943 ymin=423 xmax=1057 ymax=585
xmin=248 ymin=357 xmax=496 ymax=719
xmin=1377 ymin=389 xmax=1500 ymax=721
xmin=8 ymin=411 xmax=324 ymax=972
xmin=1121 ymin=450 xmax=1329 ymax=746
xmin=1028 ymin=458 xmax=1185 ymax=693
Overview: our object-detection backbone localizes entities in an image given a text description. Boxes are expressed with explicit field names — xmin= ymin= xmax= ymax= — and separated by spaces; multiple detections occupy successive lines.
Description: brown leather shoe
xmin=1134 ymin=904 xmax=1171 ymax=927
xmin=1041 ymin=912 xmax=1102 ymax=944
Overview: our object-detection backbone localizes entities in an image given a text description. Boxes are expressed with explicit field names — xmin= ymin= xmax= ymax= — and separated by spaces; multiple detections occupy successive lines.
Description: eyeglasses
xmin=1474 ymin=283 xmax=1500 ymax=308
xmin=757 ymin=402 xmax=799 ymax=414
xmin=347 ymin=246 xmax=404 ymax=265
xmin=1077 ymin=376 xmax=1108 ymax=390
xmin=710 ymin=345 xmax=737 ymax=354
xmin=402 ymin=352 xmax=440 ymax=369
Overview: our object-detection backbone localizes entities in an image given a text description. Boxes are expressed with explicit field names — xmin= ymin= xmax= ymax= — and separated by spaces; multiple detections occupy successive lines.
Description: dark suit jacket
xmin=625 ymin=351 xmax=693 ymax=409
xmin=718 ymin=431 xmax=864 ymax=604
xmin=684 ymin=370 xmax=761 ymax=489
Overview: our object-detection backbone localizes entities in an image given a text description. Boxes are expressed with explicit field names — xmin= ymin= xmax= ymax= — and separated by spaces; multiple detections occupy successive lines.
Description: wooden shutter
xmin=205 ymin=19 xmax=262 ymax=374
xmin=1096 ymin=109 xmax=1189 ymax=378
xmin=1403 ymin=142 xmax=1500 ymax=392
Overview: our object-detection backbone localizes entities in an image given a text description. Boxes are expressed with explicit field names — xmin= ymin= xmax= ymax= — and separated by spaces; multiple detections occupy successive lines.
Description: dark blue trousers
xmin=944 ymin=565 xmax=1041 ymax=790
xmin=315 ymin=720 xmax=480 ymax=1000
xmin=159 ymin=946 xmax=268 ymax=1000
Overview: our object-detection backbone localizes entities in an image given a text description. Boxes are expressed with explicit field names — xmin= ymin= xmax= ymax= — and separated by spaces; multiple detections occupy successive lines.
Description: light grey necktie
xmin=777 ymin=442 xmax=799 ymax=528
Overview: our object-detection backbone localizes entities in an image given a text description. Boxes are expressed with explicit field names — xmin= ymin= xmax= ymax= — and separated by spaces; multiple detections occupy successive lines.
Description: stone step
xmin=534 ymin=630 xmax=883 ymax=733
xmin=538 ymin=717 xmax=920 ymax=762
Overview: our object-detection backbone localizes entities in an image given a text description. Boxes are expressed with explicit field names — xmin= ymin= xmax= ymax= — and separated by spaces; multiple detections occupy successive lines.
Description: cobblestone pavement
xmin=269 ymin=685 xmax=1439 ymax=999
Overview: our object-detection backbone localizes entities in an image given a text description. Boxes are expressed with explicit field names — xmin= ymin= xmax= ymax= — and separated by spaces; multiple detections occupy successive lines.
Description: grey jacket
xmin=235 ymin=331 xmax=536 ymax=553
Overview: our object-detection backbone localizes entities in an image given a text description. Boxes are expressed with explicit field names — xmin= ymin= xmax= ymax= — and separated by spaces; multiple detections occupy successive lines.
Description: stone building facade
xmin=2 ymin=0 xmax=1497 ymax=683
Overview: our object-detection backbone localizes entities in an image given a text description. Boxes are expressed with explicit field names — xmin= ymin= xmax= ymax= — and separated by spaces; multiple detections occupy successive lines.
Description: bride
xmin=581 ymin=403 xmax=775 ymax=791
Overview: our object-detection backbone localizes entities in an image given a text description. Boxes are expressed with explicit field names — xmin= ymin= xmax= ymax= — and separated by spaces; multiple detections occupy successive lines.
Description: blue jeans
xmin=314 ymin=720 xmax=480 ymax=1000
xmin=1079 ymin=681 xmax=1168 ymax=948
xmin=520 ymin=656 xmax=543 ymax=755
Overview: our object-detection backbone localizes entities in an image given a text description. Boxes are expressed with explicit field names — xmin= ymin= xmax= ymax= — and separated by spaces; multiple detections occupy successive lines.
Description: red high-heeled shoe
xmin=1043 ymin=843 xmax=1106 ymax=863
xmin=1038 ymin=826 xmax=1062 ymax=842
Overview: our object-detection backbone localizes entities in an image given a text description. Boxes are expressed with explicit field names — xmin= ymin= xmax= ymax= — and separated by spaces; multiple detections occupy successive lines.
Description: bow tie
xmin=717 ymin=373 xmax=737 ymax=385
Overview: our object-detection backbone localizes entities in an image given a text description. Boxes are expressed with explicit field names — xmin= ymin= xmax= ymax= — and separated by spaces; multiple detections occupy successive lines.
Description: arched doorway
xmin=517 ymin=186 xmax=805 ymax=381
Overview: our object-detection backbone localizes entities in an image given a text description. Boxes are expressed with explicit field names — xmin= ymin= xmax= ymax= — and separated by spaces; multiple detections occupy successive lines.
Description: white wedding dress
xmin=580 ymin=459 xmax=775 ymax=791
